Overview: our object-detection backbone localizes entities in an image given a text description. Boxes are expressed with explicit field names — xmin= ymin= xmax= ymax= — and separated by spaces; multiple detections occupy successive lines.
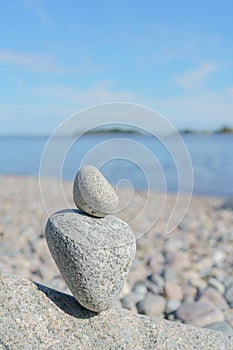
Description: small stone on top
xmin=73 ymin=165 xmax=119 ymax=217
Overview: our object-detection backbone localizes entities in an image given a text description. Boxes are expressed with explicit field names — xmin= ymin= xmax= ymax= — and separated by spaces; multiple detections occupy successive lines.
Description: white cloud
xmin=74 ymin=81 xmax=135 ymax=104
xmin=33 ymin=81 xmax=135 ymax=105
xmin=0 ymin=50 xmax=69 ymax=73
xmin=0 ymin=81 xmax=136 ymax=134
xmin=1 ymin=87 xmax=233 ymax=134
xmin=173 ymin=61 xmax=222 ymax=89
xmin=0 ymin=49 xmax=105 ymax=75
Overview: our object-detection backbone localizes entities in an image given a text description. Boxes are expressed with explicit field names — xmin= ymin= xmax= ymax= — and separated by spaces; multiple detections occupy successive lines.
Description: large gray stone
xmin=1 ymin=273 xmax=232 ymax=350
xmin=73 ymin=165 xmax=119 ymax=217
xmin=45 ymin=210 xmax=136 ymax=312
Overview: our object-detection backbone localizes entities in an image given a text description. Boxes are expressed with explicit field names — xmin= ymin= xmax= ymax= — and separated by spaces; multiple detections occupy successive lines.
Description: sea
xmin=0 ymin=133 xmax=232 ymax=197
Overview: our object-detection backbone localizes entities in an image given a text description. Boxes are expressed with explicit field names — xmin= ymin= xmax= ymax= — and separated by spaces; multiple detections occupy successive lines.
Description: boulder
xmin=0 ymin=273 xmax=232 ymax=349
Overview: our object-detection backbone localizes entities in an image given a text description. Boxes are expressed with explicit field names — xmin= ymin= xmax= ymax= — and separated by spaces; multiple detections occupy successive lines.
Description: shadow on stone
xmin=34 ymin=282 xmax=98 ymax=319
xmin=50 ymin=208 xmax=104 ymax=219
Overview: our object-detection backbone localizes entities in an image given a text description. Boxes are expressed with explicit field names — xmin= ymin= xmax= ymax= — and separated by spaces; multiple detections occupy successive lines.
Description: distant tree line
xmin=214 ymin=126 xmax=233 ymax=133
xmin=180 ymin=125 xmax=233 ymax=134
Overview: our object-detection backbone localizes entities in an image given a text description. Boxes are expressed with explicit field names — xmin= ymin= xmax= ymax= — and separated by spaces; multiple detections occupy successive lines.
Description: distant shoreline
xmin=0 ymin=126 xmax=233 ymax=138
xmin=180 ymin=126 xmax=233 ymax=135
xmin=75 ymin=126 xmax=233 ymax=137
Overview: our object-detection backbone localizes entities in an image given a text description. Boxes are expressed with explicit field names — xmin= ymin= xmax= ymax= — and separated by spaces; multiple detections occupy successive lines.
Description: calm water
xmin=0 ymin=134 xmax=232 ymax=197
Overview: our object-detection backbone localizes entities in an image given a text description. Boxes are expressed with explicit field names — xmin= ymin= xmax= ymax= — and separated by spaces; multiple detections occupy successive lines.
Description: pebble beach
xmin=1 ymin=176 xmax=233 ymax=335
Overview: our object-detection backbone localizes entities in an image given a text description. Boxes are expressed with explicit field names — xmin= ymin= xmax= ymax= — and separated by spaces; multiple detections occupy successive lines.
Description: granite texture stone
xmin=1 ymin=273 xmax=233 ymax=350
xmin=45 ymin=209 xmax=136 ymax=312
xmin=73 ymin=165 xmax=119 ymax=217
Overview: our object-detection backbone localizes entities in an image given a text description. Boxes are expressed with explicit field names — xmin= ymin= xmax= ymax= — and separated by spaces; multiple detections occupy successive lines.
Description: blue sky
xmin=0 ymin=0 xmax=233 ymax=134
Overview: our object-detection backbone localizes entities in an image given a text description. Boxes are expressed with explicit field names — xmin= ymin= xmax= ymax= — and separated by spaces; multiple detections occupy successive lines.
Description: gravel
xmin=1 ymin=175 xmax=233 ymax=334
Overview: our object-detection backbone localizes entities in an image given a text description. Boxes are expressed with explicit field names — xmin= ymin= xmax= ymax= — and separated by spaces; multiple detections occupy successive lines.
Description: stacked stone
xmin=1 ymin=176 xmax=233 ymax=334
xmin=45 ymin=165 xmax=136 ymax=312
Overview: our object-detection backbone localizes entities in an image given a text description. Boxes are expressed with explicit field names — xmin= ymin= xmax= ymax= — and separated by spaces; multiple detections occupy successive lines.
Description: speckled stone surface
xmin=1 ymin=273 xmax=232 ymax=350
xmin=45 ymin=210 xmax=136 ymax=312
xmin=73 ymin=165 xmax=119 ymax=217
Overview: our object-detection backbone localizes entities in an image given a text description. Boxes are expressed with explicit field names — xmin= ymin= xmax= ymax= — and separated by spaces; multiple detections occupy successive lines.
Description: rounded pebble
xmin=176 ymin=301 xmax=224 ymax=327
xmin=73 ymin=165 xmax=119 ymax=217
xmin=166 ymin=298 xmax=181 ymax=314
xmin=136 ymin=293 xmax=166 ymax=317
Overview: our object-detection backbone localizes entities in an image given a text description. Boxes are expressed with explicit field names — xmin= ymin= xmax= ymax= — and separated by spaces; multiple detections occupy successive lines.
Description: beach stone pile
xmin=117 ymin=193 xmax=233 ymax=335
xmin=45 ymin=165 xmax=136 ymax=312
xmin=1 ymin=176 xmax=233 ymax=337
